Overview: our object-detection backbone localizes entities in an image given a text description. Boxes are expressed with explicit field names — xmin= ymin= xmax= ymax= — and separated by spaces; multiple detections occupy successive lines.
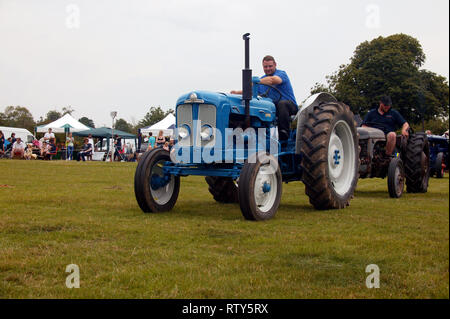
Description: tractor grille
xmin=177 ymin=104 xmax=193 ymax=146
xmin=176 ymin=103 xmax=216 ymax=147
xmin=196 ymin=104 xmax=216 ymax=147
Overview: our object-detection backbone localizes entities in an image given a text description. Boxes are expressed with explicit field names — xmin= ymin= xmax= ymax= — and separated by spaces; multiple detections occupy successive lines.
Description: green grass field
xmin=0 ymin=160 xmax=448 ymax=298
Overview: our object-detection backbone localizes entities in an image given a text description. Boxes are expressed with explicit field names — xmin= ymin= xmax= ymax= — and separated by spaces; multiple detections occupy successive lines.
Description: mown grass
xmin=0 ymin=160 xmax=448 ymax=298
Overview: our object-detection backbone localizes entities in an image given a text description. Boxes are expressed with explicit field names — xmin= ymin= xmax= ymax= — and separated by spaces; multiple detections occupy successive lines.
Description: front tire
xmin=238 ymin=153 xmax=282 ymax=221
xmin=388 ymin=157 xmax=405 ymax=198
xmin=300 ymin=102 xmax=359 ymax=209
xmin=404 ymin=134 xmax=430 ymax=193
xmin=134 ymin=148 xmax=180 ymax=212
xmin=435 ymin=152 xmax=444 ymax=178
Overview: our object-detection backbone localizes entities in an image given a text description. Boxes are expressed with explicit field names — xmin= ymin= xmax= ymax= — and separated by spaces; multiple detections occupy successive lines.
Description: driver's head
xmin=262 ymin=55 xmax=277 ymax=76
xmin=379 ymin=95 xmax=392 ymax=112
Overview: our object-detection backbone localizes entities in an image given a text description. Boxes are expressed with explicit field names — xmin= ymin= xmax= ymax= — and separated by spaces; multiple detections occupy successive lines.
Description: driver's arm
xmin=259 ymin=76 xmax=282 ymax=86
xmin=401 ymin=122 xmax=410 ymax=137
xmin=230 ymin=75 xmax=282 ymax=94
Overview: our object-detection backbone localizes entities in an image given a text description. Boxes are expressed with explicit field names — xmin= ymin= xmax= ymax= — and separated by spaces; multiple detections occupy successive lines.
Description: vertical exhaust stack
xmin=242 ymin=33 xmax=252 ymax=128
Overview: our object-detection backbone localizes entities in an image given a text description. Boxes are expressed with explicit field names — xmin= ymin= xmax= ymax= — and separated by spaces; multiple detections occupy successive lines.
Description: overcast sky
xmin=0 ymin=0 xmax=448 ymax=127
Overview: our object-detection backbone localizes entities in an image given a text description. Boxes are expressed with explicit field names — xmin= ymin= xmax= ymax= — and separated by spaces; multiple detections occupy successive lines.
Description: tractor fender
xmin=295 ymin=92 xmax=338 ymax=154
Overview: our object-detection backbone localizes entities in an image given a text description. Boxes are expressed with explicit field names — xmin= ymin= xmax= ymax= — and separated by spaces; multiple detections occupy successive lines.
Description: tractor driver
xmin=231 ymin=55 xmax=298 ymax=141
xmin=362 ymin=95 xmax=410 ymax=158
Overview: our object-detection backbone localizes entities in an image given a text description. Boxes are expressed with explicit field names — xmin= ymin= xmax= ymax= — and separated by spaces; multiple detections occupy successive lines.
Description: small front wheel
xmin=387 ymin=157 xmax=405 ymax=198
xmin=435 ymin=152 xmax=444 ymax=178
xmin=238 ymin=153 xmax=282 ymax=221
xmin=134 ymin=148 xmax=180 ymax=213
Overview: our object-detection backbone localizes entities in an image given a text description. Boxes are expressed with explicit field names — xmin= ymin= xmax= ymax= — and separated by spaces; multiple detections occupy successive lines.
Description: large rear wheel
xmin=134 ymin=148 xmax=180 ymax=212
xmin=205 ymin=176 xmax=239 ymax=203
xmin=300 ymin=102 xmax=359 ymax=209
xmin=404 ymin=134 xmax=430 ymax=193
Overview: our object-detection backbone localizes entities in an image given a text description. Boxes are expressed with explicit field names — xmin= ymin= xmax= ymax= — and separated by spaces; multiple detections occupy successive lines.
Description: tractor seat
xmin=357 ymin=127 xmax=386 ymax=140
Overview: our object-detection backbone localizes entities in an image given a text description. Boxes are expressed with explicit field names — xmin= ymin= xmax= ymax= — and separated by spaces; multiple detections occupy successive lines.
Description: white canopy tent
xmin=140 ymin=113 xmax=175 ymax=137
xmin=36 ymin=114 xmax=91 ymax=133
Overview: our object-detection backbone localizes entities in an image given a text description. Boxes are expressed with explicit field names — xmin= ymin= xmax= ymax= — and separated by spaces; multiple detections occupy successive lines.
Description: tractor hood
xmin=176 ymin=91 xmax=276 ymax=122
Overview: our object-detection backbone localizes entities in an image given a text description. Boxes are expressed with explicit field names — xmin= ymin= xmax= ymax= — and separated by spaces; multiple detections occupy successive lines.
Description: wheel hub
xmin=262 ymin=182 xmax=271 ymax=193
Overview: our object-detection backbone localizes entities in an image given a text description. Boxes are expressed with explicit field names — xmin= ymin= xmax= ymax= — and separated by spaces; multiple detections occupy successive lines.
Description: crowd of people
xmin=0 ymin=128 xmax=60 ymax=160
xmin=138 ymin=130 xmax=174 ymax=153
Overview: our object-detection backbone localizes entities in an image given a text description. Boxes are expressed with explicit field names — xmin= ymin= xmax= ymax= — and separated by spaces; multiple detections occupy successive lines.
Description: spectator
xmin=156 ymin=130 xmax=165 ymax=148
xmin=425 ymin=130 xmax=432 ymax=136
xmin=163 ymin=141 xmax=170 ymax=151
xmin=113 ymin=134 xmax=122 ymax=161
xmin=66 ymin=132 xmax=74 ymax=161
xmin=10 ymin=133 xmax=16 ymax=144
xmin=24 ymin=143 xmax=37 ymax=160
xmin=44 ymin=128 xmax=55 ymax=142
xmin=137 ymin=131 xmax=143 ymax=152
xmin=44 ymin=138 xmax=57 ymax=160
xmin=40 ymin=141 xmax=48 ymax=157
xmin=0 ymin=131 xmax=5 ymax=156
xmin=11 ymin=137 xmax=25 ymax=159
xmin=4 ymin=137 xmax=12 ymax=153
xmin=77 ymin=138 xmax=93 ymax=162
xmin=148 ymin=132 xmax=156 ymax=149
xmin=88 ymin=134 xmax=94 ymax=150
xmin=443 ymin=130 xmax=449 ymax=139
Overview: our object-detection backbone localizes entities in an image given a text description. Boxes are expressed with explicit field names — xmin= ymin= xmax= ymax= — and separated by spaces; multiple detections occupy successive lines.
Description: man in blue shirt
xmin=231 ymin=55 xmax=298 ymax=140
xmin=362 ymin=95 xmax=410 ymax=157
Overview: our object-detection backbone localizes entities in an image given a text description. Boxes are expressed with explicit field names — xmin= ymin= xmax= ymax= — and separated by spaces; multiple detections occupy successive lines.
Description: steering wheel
xmin=259 ymin=83 xmax=283 ymax=104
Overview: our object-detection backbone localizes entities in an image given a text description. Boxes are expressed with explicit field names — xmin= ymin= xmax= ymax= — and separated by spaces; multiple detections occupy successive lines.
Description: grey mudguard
xmin=295 ymin=93 xmax=338 ymax=154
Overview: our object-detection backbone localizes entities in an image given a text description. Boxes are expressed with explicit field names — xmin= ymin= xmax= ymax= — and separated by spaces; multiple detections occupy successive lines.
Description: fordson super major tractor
xmin=134 ymin=34 xmax=359 ymax=221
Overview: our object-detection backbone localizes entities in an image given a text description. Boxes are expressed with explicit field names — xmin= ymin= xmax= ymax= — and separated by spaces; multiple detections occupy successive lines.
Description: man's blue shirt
xmin=363 ymin=108 xmax=406 ymax=135
xmin=258 ymin=69 xmax=297 ymax=105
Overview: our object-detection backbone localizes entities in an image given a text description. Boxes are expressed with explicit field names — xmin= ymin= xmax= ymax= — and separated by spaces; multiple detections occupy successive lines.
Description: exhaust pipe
xmin=242 ymin=33 xmax=252 ymax=128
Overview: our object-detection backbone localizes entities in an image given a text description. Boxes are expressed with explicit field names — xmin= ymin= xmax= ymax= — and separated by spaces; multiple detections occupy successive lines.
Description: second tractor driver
xmin=231 ymin=55 xmax=298 ymax=141
xmin=362 ymin=95 xmax=410 ymax=160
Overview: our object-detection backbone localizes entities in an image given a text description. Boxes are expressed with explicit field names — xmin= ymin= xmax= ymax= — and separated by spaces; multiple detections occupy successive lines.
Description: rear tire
xmin=435 ymin=152 xmax=444 ymax=178
xmin=300 ymin=102 xmax=359 ymax=209
xmin=387 ymin=157 xmax=405 ymax=198
xmin=134 ymin=148 xmax=180 ymax=212
xmin=404 ymin=134 xmax=430 ymax=193
xmin=205 ymin=176 xmax=239 ymax=203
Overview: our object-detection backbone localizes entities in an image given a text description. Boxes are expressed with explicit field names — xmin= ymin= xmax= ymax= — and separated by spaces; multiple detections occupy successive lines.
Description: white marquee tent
xmin=35 ymin=114 xmax=91 ymax=133
xmin=140 ymin=113 xmax=175 ymax=137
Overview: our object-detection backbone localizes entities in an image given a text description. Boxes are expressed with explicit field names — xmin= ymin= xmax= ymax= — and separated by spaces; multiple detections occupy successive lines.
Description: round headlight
xmin=200 ymin=124 xmax=213 ymax=141
xmin=178 ymin=125 xmax=190 ymax=139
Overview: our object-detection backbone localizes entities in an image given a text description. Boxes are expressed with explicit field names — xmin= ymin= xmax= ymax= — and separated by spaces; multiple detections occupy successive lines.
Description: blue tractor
xmin=427 ymin=134 xmax=449 ymax=178
xmin=134 ymin=34 xmax=359 ymax=220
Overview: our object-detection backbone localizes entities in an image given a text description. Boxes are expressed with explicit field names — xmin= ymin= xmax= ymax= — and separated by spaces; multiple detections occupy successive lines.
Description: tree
xmin=311 ymin=34 xmax=449 ymax=125
xmin=0 ymin=106 xmax=35 ymax=132
xmin=79 ymin=117 xmax=95 ymax=128
xmin=62 ymin=106 xmax=75 ymax=115
xmin=45 ymin=110 xmax=62 ymax=122
xmin=114 ymin=118 xmax=133 ymax=133
xmin=138 ymin=106 xmax=174 ymax=128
